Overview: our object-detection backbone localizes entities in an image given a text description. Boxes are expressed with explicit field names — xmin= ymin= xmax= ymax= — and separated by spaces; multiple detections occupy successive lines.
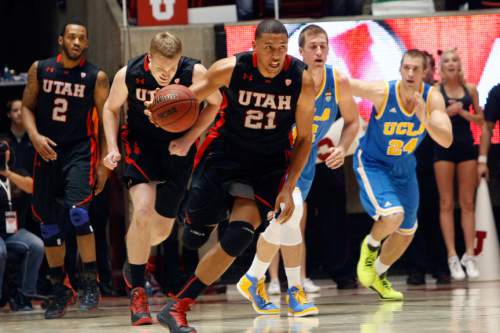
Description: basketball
xmin=149 ymin=84 xmax=199 ymax=133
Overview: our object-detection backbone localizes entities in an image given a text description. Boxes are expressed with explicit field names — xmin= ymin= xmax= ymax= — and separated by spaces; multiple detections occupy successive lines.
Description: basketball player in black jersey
xmin=156 ymin=20 xmax=315 ymax=333
xmin=21 ymin=22 xmax=110 ymax=319
xmin=102 ymin=32 xmax=222 ymax=326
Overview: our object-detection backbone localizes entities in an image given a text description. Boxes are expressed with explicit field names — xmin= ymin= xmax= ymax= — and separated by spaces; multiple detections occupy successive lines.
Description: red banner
xmin=137 ymin=0 xmax=187 ymax=26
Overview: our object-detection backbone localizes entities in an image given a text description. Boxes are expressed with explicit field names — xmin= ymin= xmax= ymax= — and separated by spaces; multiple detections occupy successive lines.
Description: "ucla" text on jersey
xmin=383 ymin=122 xmax=425 ymax=137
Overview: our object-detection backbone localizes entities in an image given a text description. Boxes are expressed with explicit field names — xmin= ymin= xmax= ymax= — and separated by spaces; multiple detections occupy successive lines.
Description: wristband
xmin=478 ymin=155 xmax=487 ymax=164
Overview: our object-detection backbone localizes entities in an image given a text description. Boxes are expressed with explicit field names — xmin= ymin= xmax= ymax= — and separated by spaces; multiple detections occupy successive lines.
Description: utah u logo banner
xmin=137 ymin=0 xmax=187 ymax=26
xmin=150 ymin=0 xmax=175 ymax=21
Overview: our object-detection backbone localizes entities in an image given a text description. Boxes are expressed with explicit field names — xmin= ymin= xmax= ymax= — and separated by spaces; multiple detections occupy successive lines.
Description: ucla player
xmin=238 ymin=24 xmax=359 ymax=317
xmin=352 ymin=49 xmax=452 ymax=300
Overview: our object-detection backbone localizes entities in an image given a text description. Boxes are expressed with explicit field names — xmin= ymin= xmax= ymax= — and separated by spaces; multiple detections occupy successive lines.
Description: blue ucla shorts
xmin=353 ymin=148 xmax=419 ymax=234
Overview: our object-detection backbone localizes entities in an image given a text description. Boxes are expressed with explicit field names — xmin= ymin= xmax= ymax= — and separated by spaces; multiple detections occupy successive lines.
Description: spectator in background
xmin=2 ymin=99 xmax=51 ymax=296
xmin=2 ymin=100 xmax=35 ymax=230
xmin=478 ymin=83 xmax=500 ymax=240
xmin=116 ymin=0 xmax=138 ymax=24
xmin=422 ymin=51 xmax=437 ymax=86
xmin=445 ymin=0 xmax=487 ymax=10
xmin=0 ymin=139 xmax=44 ymax=311
xmin=3 ymin=99 xmax=49 ymax=295
xmin=406 ymin=52 xmax=450 ymax=285
xmin=434 ymin=49 xmax=483 ymax=280
xmin=327 ymin=0 xmax=364 ymax=16
xmin=478 ymin=83 xmax=500 ymax=181
xmin=236 ymin=0 xmax=275 ymax=20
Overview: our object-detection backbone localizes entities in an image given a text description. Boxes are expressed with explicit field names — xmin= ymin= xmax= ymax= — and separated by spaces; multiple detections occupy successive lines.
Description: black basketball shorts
xmin=185 ymin=139 xmax=289 ymax=229
xmin=121 ymin=128 xmax=195 ymax=218
xmin=32 ymin=138 xmax=97 ymax=225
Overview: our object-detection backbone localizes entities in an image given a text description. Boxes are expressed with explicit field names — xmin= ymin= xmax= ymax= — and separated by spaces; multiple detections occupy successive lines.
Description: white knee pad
xmin=262 ymin=188 xmax=304 ymax=246
xmin=287 ymin=188 xmax=304 ymax=230
xmin=280 ymin=188 xmax=304 ymax=246
xmin=280 ymin=222 xmax=303 ymax=246
xmin=261 ymin=219 xmax=281 ymax=245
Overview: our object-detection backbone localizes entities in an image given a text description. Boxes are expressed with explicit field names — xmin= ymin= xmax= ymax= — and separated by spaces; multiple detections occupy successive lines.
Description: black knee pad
xmin=155 ymin=182 xmax=185 ymax=218
xmin=220 ymin=221 xmax=255 ymax=257
xmin=183 ymin=223 xmax=215 ymax=250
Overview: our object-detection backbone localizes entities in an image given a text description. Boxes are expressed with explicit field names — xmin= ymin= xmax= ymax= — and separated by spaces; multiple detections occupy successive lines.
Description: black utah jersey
xmin=36 ymin=55 xmax=99 ymax=144
xmin=125 ymin=54 xmax=200 ymax=142
xmin=209 ymin=51 xmax=306 ymax=158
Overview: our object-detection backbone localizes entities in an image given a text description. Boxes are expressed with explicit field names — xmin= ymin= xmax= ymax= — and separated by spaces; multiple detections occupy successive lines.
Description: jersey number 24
xmin=387 ymin=138 xmax=418 ymax=156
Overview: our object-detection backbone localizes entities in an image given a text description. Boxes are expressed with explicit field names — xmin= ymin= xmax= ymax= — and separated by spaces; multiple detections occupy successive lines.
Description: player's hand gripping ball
xmin=149 ymin=84 xmax=199 ymax=133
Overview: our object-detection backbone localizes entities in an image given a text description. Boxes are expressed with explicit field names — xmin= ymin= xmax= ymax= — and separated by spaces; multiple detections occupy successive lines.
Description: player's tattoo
xmin=22 ymin=61 xmax=40 ymax=111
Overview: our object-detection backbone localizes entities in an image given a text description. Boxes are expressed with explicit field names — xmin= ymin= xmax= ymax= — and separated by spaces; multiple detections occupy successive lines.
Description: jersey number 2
xmin=52 ymin=98 xmax=68 ymax=122
xmin=244 ymin=110 xmax=276 ymax=130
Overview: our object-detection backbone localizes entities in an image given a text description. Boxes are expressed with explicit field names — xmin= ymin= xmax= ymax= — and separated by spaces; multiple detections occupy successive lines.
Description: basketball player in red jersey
xmin=102 ymin=32 xmax=222 ymax=326
xmin=156 ymin=19 xmax=316 ymax=333
xmin=21 ymin=22 xmax=110 ymax=319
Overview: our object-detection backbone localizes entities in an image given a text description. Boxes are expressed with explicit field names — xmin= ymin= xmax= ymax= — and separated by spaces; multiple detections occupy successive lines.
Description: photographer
xmin=3 ymin=100 xmax=35 ymax=230
xmin=0 ymin=139 xmax=44 ymax=311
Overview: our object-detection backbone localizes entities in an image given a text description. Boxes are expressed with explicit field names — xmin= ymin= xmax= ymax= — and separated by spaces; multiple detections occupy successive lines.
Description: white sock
xmin=247 ymin=256 xmax=270 ymax=280
xmin=375 ymin=257 xmax=390 ymax=276
xmin=366 ymin=234 xmax=381 ymax=248
xmin=285 ymin=266 xmax=301 ymax=288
